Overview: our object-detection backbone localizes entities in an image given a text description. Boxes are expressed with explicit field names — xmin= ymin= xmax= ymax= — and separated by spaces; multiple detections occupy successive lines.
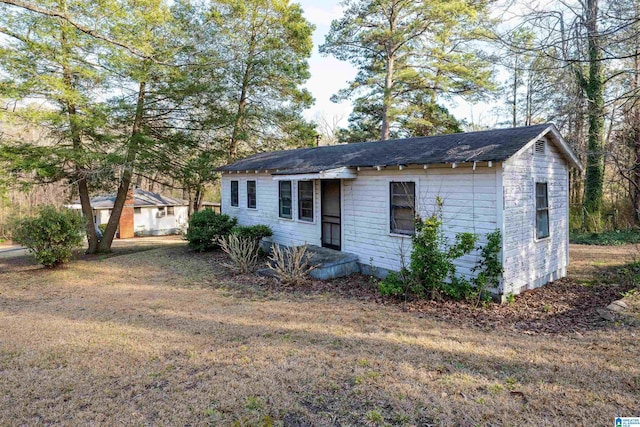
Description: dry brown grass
xmin=1 ymin=242 xmax=639 ymax=426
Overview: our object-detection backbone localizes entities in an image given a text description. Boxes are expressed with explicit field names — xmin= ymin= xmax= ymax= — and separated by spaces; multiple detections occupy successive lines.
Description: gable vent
xmin=535 ymin=139 xmax=546 ymax=155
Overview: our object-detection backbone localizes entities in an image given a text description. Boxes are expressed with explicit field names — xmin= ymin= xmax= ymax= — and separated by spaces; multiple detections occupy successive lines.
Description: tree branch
xmin=0 ymin=0 xmax=155 ymax=61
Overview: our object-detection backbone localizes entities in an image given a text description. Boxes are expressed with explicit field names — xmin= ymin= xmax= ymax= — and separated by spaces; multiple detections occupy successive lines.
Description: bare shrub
xmin=267 ymin=243 xmax=317 ymax=285
xmin=218 ymin=234 xmax=259 ymax=273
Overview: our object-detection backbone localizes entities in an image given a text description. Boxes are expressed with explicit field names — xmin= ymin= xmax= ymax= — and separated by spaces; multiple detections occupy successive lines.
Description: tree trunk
xmin=77 ymin=168 xmax=98 ymax=253
xmin=186 ymin=186 xmax=194 ymax=218
xmin=98 ymin=80 xmax=146 ymax=252
xmin=193 ymin=186 xmax=202 ymax=213
xmin=59 ymin=11 xmax=98 ymax=253
xmin=230 ymin=34 xmax=256 ymax=160
xmin=512 ymin=54 xmax=518 ymax=127
xmin=582 ymin=0 xmax=605 ymax=227
xmin=631 ymin=44 xmax=640 ymax=224
xmin=381 ymin=53 xmax=394 ymax=141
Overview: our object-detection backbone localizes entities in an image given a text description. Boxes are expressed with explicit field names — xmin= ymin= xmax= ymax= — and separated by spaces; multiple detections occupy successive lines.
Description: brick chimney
xmin=118 ymin=187 xmax=135 ymax=239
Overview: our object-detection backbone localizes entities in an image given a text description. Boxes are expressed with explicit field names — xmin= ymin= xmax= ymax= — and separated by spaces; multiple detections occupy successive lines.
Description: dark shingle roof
xmin=77 ymin=188 xmax=188 ymax=209
xmin=216 ymin=124 xmax=555 ymax=173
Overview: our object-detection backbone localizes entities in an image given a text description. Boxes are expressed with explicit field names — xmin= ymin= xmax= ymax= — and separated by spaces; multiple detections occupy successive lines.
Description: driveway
xmin=0 ymin=245 xmax=28 ymax=259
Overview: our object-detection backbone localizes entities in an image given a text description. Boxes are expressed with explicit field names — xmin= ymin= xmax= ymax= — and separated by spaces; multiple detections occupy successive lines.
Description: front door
xmin=321 ymin=180 xmax=341 ymax=250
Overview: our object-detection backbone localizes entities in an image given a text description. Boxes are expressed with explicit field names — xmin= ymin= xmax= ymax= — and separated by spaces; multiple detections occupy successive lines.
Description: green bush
xmin=377 ymin=199 xmax=505 ymax=304
xmin=231 ymin=224 xmax=273 ymax=242
xmin=378 ymin=269 xmax=410 ymax=297
xmin=470 ymin=229 xmax=503 ymax=306
xmin=570 ymin=229 xmax=640 ymax=246
xmin=12 ymin=206 xmax=84 ymax=268
xmin=186 ymin=210 xmax=237 ymax=251
xmin=409 ymin=214 xmax=478 ymax=299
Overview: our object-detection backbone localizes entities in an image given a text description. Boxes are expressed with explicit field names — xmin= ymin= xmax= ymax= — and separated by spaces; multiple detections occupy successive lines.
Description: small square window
xmin=134 ymin=207 xmax=141 ymax=214
xmin=167 ymin=206 xmax=174 ymax=215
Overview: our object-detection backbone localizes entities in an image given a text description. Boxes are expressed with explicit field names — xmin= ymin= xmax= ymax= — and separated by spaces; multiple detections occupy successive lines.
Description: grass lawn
xmin=1 ymin=240 xmax=639 ymax=426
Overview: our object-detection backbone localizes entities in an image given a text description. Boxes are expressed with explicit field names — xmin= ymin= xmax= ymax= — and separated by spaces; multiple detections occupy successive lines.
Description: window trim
xmin=247 ymin=180 xmax=257 ymax=209
xmin=278 ymin=180 xmax=293 ymax=219
xmin=389 ymin=181 xmax=416 ymax=236
xmin=167 ymin=206 xmax=175 ymax=216
xmin=297 ymin=180 xmax=314 ymax=222
xmin=230 ymin=180 xmax=239 ymax=207
xmin=535 ymin=182 xmax=550 ymax=240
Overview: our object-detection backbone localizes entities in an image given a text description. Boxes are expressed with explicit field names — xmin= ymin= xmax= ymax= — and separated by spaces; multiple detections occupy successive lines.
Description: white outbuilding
xmin=69 ymin=188 xmax=190 ymax=237
xmin=216 ymin=124 xmax=582 ymax=298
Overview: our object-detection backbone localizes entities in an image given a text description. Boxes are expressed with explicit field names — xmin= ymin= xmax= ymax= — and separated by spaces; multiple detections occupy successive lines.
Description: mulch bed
xmin=402 ymin=278 xmax=636 ymax=334
xmin=221 ymin=258 xmax=637 ymax=335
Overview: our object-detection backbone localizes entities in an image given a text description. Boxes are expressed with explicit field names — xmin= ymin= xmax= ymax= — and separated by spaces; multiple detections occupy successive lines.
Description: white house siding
xmin=342 ymin=166 xmax=498 ymax=278
xmin=222 ymin=166 xmax=498 ymax=281
xmin=221 ymin=174 xmax=322 ymax=247
xmin=93 ymin=205 xmax=188 ymax=235
xmin=134 ymin=205 xmax=189 ymax=236
xmin=501 ymin=138 xmax=569 ymax=295
xmin=94 ymin=209 xmax=111 ymax=226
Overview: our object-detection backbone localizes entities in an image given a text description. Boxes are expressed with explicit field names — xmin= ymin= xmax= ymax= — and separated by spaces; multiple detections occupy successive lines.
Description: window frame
xmin=247 ymin=180 xmax=257 ymax=209
xmin=134 ymin=207 xmax=141 ymax=214
xmin=297 ymin=180 xmax=314 ymax=222
xmin=230 ymin=180 xmax=239 ymax=207
xmin=389 ymin=181 xmax=416 ymax=236
xmin=535 ymin=182 xmax=550 ymax=240
xmin=278 ymin=180 xmax=293 ymax=219
xmin=167 ymin=206 xmax=174 ymax=216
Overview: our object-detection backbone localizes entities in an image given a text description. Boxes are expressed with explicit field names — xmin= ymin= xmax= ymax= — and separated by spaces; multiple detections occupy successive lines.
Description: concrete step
xmin=259 ymin=242 xmax=360 ymax=280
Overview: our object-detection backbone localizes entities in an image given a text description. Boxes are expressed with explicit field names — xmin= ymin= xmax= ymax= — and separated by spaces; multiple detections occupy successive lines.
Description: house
xmin=69 ymin=188 xmax=191 ymax=237
xmin=216 ymin=124 xmax=582 ymax=297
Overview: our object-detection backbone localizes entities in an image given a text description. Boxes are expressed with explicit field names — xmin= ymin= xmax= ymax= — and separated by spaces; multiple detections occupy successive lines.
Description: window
xmin=167 ymin=206 xmax=174 ymax=215
xmin=279 ymin=180 xmax=292 ymax=219
xmin=134 ymin=207 xmax=141 ymax=214
xmin=230 ymin=180 xmax=239 ymax=207
xmin=298 ymin=181 xmax=314 ymax=222
xmin=390 ymin=182 xmax=415 ymax=235
xmin=157 ymin=206 xmax=166 ymax=218
xmin=247 ymin=181 xmax=256 ymax=209
xmin=536 ymin=182 xmax=550 ymax=239
xmin=535 ymin=139 xmax=546 ymax=155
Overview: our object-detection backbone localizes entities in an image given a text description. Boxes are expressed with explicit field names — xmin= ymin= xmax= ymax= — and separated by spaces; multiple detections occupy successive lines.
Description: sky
xmin=296 ymin=0 xmax=503 ymax=130
xmin=296 ymin=0 xmax=357 ymax=126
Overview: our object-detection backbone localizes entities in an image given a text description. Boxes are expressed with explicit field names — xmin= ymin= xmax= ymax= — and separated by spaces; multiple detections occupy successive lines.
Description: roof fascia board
xmin=271 ymin=167 xmax=357 ymax=181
